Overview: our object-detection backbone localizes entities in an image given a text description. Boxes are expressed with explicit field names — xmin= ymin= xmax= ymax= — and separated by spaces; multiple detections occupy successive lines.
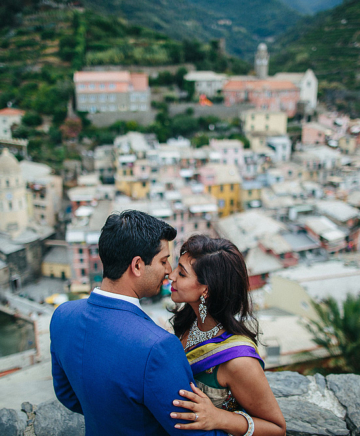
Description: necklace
xmin=185 ymin=319 xmax=223 ymax=351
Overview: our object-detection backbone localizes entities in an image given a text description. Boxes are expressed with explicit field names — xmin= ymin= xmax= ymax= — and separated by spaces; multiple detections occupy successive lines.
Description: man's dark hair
xmin=99 ymin=210 xmax=177 ymax=280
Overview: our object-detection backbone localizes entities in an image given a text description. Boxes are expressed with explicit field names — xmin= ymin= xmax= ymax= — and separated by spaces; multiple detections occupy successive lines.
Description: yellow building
xmin=241 ymin=180 xmax=262 ymax=210
xmin=338 ymin=135 xmax=356 ymax=155
xmin=114 ymin=150 xmax=150 ymax=200
xmin=42 ymin=246 xmax=71 ymax=280
xmin=240 ymin=110 xmax=288 ymax=135
xmin=199 ymin=164 xmax=241 ymax=217
xmin=115 ymin=176 xmax=149 ymax=199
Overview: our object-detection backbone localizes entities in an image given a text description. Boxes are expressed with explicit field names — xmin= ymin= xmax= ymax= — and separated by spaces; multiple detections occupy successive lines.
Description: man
xmin=50 ymin=210 xmax=225 ymax=436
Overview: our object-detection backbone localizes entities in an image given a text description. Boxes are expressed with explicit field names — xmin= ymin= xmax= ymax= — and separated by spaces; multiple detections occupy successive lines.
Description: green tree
xmin=22 ymin=111 xmax=42 ymax=127
xmin=307 ymin=294 xmax=360 ymax=374
xmin=175 ymin=67 xmax=188 ymax=89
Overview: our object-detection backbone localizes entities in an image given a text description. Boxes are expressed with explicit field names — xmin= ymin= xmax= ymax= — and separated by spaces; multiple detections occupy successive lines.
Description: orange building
xmin=223 ymin=79 xmax=300 ymax=117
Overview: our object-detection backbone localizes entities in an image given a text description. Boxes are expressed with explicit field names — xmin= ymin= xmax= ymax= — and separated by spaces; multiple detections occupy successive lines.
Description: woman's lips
xmin=171 ymin=287 xmax=177 ymax=292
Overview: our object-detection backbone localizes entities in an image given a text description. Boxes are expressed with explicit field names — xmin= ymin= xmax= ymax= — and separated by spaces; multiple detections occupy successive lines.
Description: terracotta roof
xmin=0 ymin=108 xmax=25 ymax=116
xmin=74 ymin=71 xmax=131 ymax=83
xmin=223 ymin=79 xmax=298 ymax=92
xmin=130 ymin=73 xmax=148 ymax=91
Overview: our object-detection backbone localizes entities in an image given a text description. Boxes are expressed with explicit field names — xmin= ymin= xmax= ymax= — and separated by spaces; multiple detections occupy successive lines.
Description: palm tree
xmin=306 ymin=294 xmax=360 ymax=374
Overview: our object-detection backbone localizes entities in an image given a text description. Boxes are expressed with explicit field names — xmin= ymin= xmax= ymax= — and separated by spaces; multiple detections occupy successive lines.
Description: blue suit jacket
xmin=50 ymin=292 xmax=226 ymax=436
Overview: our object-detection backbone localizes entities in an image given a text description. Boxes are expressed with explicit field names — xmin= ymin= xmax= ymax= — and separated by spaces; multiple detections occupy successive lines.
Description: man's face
xmin=140 ymin=240 xmax=172 ymax=298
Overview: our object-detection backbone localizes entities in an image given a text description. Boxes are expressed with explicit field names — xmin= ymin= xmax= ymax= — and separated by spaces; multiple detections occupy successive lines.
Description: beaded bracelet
xmin=228 ymin=411 xmax=254 ymax=436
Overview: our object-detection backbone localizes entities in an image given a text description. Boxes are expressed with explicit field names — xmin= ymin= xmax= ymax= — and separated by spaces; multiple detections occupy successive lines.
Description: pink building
xmin=301 ymin=122 xmax=333 ymax=145
xmin=74 ymin=71 xmax=150 ymax=113
xmin=209 ymin=139 xmax=245 ymax=169
xmin=133 ymin=159 xmax=151 ymax=180
xmin=66 ymin=223 xmax=102 ymax=288
xmin=223 ymin=79 xmax=300 ymax=117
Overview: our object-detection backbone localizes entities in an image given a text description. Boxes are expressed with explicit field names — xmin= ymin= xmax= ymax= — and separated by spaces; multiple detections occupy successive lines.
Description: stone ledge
xmin=0 ymin=372 xmax=359 ymax=436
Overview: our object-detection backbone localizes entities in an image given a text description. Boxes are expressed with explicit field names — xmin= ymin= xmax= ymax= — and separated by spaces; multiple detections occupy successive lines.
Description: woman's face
xmin=169 ymin=253 xmax=206 ymax=305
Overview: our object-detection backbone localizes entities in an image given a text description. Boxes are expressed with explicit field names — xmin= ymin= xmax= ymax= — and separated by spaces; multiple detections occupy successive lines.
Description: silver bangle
xmin=229 ymin=411 xmax=254 ymax=436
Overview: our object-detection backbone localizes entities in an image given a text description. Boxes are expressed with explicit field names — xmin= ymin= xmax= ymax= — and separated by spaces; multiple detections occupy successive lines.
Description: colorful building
xmin=223 ymin=79 xmax=300 ymax=117
xmin=198 ymin=164 xmax=241 ymax=217
xmin=74 ymin=71 xmax=150 ymax=113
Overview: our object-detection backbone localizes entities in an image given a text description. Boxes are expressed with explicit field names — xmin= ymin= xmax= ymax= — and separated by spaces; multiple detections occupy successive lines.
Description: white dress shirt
xmin=93 ymin=288 xmax=143 ymax=311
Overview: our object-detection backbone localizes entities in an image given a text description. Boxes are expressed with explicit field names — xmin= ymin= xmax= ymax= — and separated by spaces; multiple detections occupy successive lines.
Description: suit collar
xmin=88 ymin=291 xmax=151 ymax=320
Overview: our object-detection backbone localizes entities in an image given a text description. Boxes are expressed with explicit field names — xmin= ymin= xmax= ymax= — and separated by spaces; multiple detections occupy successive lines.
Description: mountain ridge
xmin=281 ymin=0 xmax=343 ymax=15
xmin=82 ymin=0 xmax=301 ymax=59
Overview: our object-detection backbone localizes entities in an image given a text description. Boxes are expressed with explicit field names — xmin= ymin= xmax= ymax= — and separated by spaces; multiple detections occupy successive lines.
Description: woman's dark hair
xmin=99 ymin=210 xmax=176 ymax=280
xmin=170 ymin=234 xmax=258 ymax=344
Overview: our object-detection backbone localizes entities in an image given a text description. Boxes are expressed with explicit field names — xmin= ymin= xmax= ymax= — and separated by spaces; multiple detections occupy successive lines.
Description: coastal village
xmin=1 ymin=39 xmax=360 ymax=409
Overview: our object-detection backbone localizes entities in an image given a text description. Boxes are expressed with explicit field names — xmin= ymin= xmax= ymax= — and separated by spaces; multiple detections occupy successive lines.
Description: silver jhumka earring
xmin=199 ymin=295 xmax=207 ymax=323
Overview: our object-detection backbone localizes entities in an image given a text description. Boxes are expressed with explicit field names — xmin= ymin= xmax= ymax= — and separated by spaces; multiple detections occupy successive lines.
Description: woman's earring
xmin=199 ymin=295 xmax=207 ymax=324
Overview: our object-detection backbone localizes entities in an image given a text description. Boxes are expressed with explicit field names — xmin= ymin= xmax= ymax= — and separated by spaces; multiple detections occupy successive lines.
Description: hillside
xmin=281 ymin=0 xmax=342 ymax=15
xmin=82 ymin=0 xmax=301 ymax=59
xmin=0 ymin=5 xmax=252 ymax=164
xmin=270 ymin=0 xmax=360 ymax=92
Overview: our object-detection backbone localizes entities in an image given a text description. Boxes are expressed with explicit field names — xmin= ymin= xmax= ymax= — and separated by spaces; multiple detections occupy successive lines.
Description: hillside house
xmin=74 ymin=71 xmax=150 ymax=113
xmin=223 ymin=79 xmax=300 ymax=117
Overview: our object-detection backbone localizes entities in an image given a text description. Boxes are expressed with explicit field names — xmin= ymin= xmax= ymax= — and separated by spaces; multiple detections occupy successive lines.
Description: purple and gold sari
xmin=186 ymin=332 xmax=264 ymax=410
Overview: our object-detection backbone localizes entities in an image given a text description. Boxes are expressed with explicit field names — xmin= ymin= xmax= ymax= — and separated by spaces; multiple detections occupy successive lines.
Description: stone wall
xmin=0 ymin=371 xmax=359 ymax=436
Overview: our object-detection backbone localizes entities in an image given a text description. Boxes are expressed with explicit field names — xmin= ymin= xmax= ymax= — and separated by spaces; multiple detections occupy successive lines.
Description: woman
xmin=168 ymin=235 xmax=286 ymax=436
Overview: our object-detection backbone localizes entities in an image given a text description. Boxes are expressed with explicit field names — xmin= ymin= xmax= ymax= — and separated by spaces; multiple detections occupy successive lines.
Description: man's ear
xmin=130 ymin=256 xmax=143 ymax=277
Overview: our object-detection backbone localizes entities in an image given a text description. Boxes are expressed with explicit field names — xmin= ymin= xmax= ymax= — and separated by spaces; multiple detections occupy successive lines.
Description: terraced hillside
xmin=270 ymin=0 xmax=360 ymax=91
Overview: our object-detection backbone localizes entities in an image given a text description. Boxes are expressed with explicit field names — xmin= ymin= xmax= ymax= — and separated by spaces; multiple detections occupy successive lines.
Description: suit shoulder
xmin=51 ymin=299 xmax=86 ymax=326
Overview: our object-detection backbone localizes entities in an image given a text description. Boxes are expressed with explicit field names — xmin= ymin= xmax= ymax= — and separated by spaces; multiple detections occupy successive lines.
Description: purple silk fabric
xmin=187 ymin=332 xmax=264 ymax=376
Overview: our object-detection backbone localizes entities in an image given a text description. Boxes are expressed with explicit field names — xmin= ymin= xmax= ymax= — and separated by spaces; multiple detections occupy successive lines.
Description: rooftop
xmin=281 ymin=232 xmax=320 ymax=252
xmin=19 ymin=160 xmax=52 ymax=182
xmin=259 ymin=233 xmax=292 ymax=255
xmin=246 ymin=246 xmax=283 ymax=275
xmin=303 ymin=122 xmax=333 ymax=135
xmin=74 ymin=71 xmax=131 ymax=83
xmin=0 ymin=235 xmax=23 ymax=254
xmin=305 ymin=216 xmax=346 ymax=241
xmin=316 ymin=200 xmax=359 ymax=223
xmin=43 ymin=246 xmax=69 ymax=265
xmin=347 ymin=191 xmax=360 ymax=208
xmin=216 ymin=210 xmax=286 ymax=252
xmin=293 ymin=145 xmax=341 ymax=162
xmin=0 ymin=108 xmax=25 ymax=117
xmin=209 ymin=139 xmax=243 ymax=149
xmin=184 ymin=71 xmax=227 ymax=81
xmin=272 ymin=260 xmax=360 ymax=305
xmin=200 ymin=164 xmax=241 ymax=185
xmin=67 ymin=186 xmax=96 ymax=202
xmin=224 ymin=79 xmax=298 ymax=92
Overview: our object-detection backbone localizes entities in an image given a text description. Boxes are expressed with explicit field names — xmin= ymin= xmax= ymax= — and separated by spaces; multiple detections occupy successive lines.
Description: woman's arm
xmin=171 ymin=357 xmax=286 ymax=436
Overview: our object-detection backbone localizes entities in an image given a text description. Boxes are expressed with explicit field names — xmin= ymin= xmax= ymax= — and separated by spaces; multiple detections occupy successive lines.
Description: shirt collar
xmin=93 ymin=288 xmax=143 ymax=310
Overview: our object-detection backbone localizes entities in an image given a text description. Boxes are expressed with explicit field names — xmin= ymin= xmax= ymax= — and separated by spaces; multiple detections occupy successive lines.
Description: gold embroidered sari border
xmin=188 ymin=340 xmax=258 ymax=365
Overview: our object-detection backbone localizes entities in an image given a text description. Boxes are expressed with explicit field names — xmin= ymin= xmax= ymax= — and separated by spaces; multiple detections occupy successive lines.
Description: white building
xmin=184 ymin=71 xmax=227 ymax=97
xmin=266 ymin=136 xmax=292 ymax=162
xmin=273 ymin=69 xmax=318 ymax=110
xmin=20 ymin=161 xmax=63 ymax=227
xmin=0 ymin=148 xmax=28 ymax=236
xmin=0 ymin=108 xmax=25 ymax=140
xmin=94 ymin=145 xmax=115 ymax=183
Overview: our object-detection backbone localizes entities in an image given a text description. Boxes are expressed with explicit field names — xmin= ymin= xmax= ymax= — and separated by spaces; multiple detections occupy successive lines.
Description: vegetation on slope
xmin=0 ymin=4 xmax=249 ymax=166
xmin=82 ymin=0 xmax=301 ymax=59
xmin=270 ymin=0 xmax=360 ymax=92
